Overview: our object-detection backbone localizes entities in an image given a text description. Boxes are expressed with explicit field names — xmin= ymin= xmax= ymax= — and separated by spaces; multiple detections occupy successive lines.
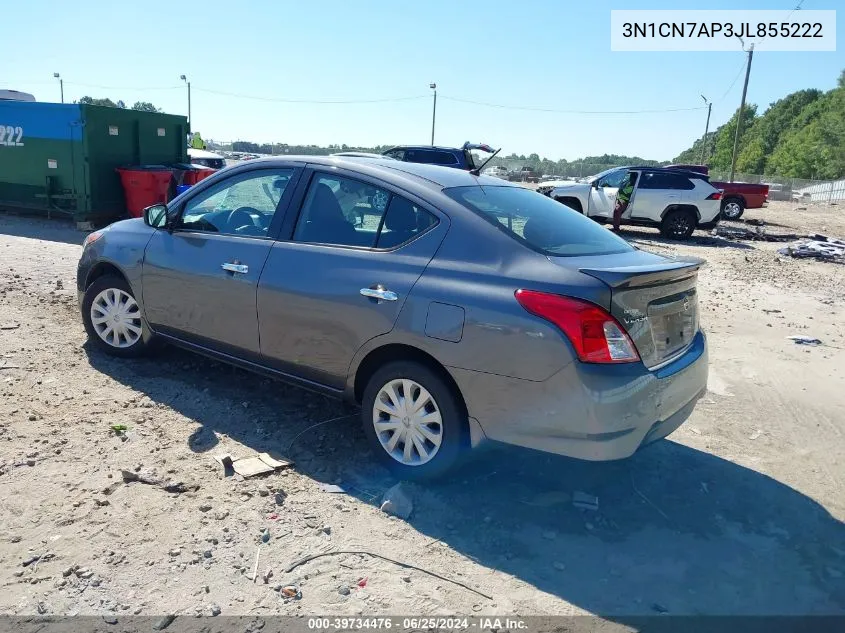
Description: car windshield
xmin=444 ymin=185 xmax=634 ymax=257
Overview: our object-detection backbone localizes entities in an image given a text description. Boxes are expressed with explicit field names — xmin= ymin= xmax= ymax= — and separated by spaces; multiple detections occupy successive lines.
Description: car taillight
xmin=707 ymin=192 xmax=722 ymax=200
xmin=514 ymin=290 xmax=639 ymax=364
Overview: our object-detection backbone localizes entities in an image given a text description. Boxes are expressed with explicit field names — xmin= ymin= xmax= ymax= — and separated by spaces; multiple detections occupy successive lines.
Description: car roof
xmin=617 ymin=165 xmax=709 ymax=179
xmin=226 ymin=155 xmax=519 ymax=191
xmin=386 ymin=145 xmax=466 ymax=153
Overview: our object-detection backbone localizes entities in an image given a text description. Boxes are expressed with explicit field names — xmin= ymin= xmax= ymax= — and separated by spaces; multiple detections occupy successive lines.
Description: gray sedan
xmin=77 ymin=156 xmax=708 ymax=479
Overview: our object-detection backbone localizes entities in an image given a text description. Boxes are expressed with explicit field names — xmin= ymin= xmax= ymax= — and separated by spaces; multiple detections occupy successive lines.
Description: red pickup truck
xmin=667 ymin=164 xmax=769 ymax=220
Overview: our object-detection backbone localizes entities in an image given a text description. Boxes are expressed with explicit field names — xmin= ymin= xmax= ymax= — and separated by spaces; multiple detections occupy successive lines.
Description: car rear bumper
xmin=452 ymin=330 xmax=708 ymax=461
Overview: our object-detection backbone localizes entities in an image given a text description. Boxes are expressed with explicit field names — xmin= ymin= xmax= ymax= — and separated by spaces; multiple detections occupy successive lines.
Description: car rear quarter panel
xmin=347 ymin=200 xmax=612 ymax=385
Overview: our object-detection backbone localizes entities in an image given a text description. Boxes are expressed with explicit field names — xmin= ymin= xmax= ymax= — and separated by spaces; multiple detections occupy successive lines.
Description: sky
xmin=4 ymin=0 xmax=843 ymax=162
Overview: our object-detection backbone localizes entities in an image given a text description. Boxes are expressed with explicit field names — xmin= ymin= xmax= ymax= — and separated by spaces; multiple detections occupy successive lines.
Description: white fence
xmin=794 ymin=179 xmax=845 ymax=203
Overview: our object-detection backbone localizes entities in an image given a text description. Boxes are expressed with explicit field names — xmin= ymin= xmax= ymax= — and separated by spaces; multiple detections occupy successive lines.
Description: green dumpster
xmin=0 ymin=101 xmax=188 ymax=227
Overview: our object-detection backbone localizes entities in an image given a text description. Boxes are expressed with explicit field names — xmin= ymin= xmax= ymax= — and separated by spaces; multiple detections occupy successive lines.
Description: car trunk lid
xmin=544 ymin=250 xmax=703 ymax=369
xmin=578 ymin=256 xmax=704 ymax=369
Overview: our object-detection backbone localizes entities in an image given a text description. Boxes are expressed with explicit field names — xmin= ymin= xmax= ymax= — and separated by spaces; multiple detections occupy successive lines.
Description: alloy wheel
xmin=723 ymin=202 xmax=742 ymax=219
xmin=372 ymin=378 xmax=443 ymax=466
xmin=90 ymin=288 xmax=142 ymax=349
xmin=669 ymin=214 xmax=693 ymax=238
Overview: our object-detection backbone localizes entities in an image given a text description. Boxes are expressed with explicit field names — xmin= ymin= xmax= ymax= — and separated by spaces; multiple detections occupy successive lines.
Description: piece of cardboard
xmin=215 ymin=452 xmax=293 ymax=478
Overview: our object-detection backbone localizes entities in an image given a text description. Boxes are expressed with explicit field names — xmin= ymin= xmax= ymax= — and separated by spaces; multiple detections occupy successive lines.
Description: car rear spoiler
xmin=579 ymin=257 xmax=705 ymax=289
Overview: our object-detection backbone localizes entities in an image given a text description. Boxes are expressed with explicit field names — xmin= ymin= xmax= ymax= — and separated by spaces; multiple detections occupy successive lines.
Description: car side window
xmin=431 ymin=151 xmax=459 ymax=166
xmin=376 ymin=196 xmax=438 ymax=249
xmin=667 ymin=174 xmax=695 ymax=190
xmin=293 ymin=175 xmax=390 ymax=248
xmin=638 ymin=172 xmax=664 ymax=190
xmin=178 ymin=169 xmax=294 ymax=236
xmin=292 ymin=174 xmax=438 ymax=249
xmin=639 ymin=172 xmax=695 ymax=190
xmin=404 ymin=150 xmax=425 ymax=163
xmin=385 ymin=149 xmax=405 ymax=161
xmin=598 ymin=169 xmax=628 ymax=189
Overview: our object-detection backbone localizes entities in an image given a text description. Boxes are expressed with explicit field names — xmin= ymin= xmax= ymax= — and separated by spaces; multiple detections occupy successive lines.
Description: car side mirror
xmin=593 ymin=181 xmax=602 ymax=189
xmin=143 ymin=204 xmax=168 ymax=228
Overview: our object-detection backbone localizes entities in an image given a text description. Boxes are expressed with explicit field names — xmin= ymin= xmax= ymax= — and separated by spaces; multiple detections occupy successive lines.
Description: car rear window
xmin=444 ymin=185 xmax=634 ymax=257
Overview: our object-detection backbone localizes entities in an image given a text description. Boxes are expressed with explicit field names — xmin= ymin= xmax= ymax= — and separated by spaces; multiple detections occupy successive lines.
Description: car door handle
xmin=221 ymin=262 xmax=249 ymax=274
xmin=360 ymin=287 xmax=398 ymax=302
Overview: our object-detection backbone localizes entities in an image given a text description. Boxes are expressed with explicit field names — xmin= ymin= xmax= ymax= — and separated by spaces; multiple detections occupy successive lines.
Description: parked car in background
xmin=666 ymin=164 xmax=769 ymax=220
xmin=539 ymin=166 xmax=722 ymax=238
xmin=483 ymin=165 xmax=509 ymax=179
xmin=77 ymin=156 xmax=708 ymax=478
xmin=765 ymin=182 xmax=791 ymax=201
xmin=508 ymin=166 xmax=540 ymax=183
xmin=382 ymin=142 xmax=497 ymax=171
xmin=187 ymin=148 xmax=226 ymax=170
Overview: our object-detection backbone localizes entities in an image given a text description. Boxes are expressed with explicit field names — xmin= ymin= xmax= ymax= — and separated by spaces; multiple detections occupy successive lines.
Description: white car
xmin=537 ymin=166 xmax=723 ymax=239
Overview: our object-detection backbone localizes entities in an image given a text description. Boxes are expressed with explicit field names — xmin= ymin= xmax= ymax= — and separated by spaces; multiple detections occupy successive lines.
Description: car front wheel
xmin=361 ymin=361 xmax=466 ymax=480
xmin=82 ymin=275 xmax=150 ymax=357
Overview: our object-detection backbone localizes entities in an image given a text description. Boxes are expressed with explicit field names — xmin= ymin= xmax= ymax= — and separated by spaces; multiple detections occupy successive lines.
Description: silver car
xmin=77 ymin=156 xmax=708 ymax=479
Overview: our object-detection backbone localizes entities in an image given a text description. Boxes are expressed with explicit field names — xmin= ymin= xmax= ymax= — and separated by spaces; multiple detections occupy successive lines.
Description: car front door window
xmin=179 ymin=170 xmax=294 ymax=237
xmin=599 ymin=169 xmax=628 ymax=189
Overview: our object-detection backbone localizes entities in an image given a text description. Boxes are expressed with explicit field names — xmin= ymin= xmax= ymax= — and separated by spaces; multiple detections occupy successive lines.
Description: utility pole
xmin=699 ymin=95 xmax=712 ymax=165
xmin=729 ymin=44 xmax=754 ymax=183
xmin=53 ymin=73 xmax=63 ymax=103
xmin=429 ymin=83 xmax=437 ymax=146
xmin=180 ymin=75 xmax=191 ymax=127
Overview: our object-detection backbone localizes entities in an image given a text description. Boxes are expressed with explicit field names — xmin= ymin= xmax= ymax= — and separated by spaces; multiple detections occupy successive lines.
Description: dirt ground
xmin=0 ymin=200 xmax=843 ymax=620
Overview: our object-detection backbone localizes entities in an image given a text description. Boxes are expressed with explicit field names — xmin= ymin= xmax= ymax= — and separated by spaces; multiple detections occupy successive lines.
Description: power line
xmin=192 ymin=87 xmax=430 ymax=104
xmin=719 ymin=58 xmax=748 ymax=102
xmin=66 ymin=82 xmax=183 ymax=91
xmin=440 ymin=95 xmax=706 ymax=115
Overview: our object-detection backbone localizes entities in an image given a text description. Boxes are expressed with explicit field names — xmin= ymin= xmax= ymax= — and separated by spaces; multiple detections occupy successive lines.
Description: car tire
xmin=721 ymin=198 xmax=745 ymax=220
xmin=660 ymin=209 xmax=696 ymax=239
xmin=82 ymin=275 xmax=150 ymax=358
xmin=361 ymin=360 xmax=466 ymax=480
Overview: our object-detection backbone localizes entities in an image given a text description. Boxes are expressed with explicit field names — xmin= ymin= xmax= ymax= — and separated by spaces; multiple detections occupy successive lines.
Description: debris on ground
xmin=152 ymin=615 xmax=176 ymax=630
xmin=380 ymin=483 xmax=413 ymax=520
xmin=318 ymin=483 xmax=346 ymax=494
xmin=120 ymin=469 xmax=199 ymax=494
xmin=281 ymin=585 xmax=301 ymax=599
xmin=284 ymin=549 xmax=493 ymax=600
xmin=214 ymin=452 xmax=292 ymax=478
xmin=787 ymin=335 xmax=823 ymax=346
xmin=519 ymin=490 xmax=570 ymax=507
xmin=572 ymin=491 xmax=599 ymax=511
xmin=712 ymin=225 xmax=800 ymax=242
xmin=778 ymin=236 xmax=845 ymax=262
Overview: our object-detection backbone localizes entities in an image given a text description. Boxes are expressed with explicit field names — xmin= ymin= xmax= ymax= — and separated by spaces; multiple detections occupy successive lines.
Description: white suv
xmin=537 ymin=167 xmax=723 ymax=239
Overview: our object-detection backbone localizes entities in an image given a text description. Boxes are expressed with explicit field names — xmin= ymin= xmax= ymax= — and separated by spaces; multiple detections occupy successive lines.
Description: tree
xmin=672 ymin=68 xmax=845 ymax=179
xmin=708 ymin=104 xmax=758 ymax=173
xmin=131 ymin=101 xmax=160 ymax=112
xmin=77 ymin=96 xmax=120 ymax=108
xmin=77 ymin=96 xmax=161 ymax=112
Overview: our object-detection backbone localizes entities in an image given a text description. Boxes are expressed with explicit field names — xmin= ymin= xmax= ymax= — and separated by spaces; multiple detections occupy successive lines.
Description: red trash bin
xmin=183 ymin=168 xmax=215 ymax=186
xmin=116 ymin=166 xmax=174 ymax=218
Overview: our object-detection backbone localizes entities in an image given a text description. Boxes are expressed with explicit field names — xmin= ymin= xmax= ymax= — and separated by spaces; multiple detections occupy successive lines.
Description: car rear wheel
xmin=82 ymin=275 xmax=150 ymax=357
xmin=660 ymin=209 xmax=696 ymax=239
xmin=361 ymin=361 xmax=466 ymax=480
xmin=721 ymin=198 xmax=745 ymax=220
